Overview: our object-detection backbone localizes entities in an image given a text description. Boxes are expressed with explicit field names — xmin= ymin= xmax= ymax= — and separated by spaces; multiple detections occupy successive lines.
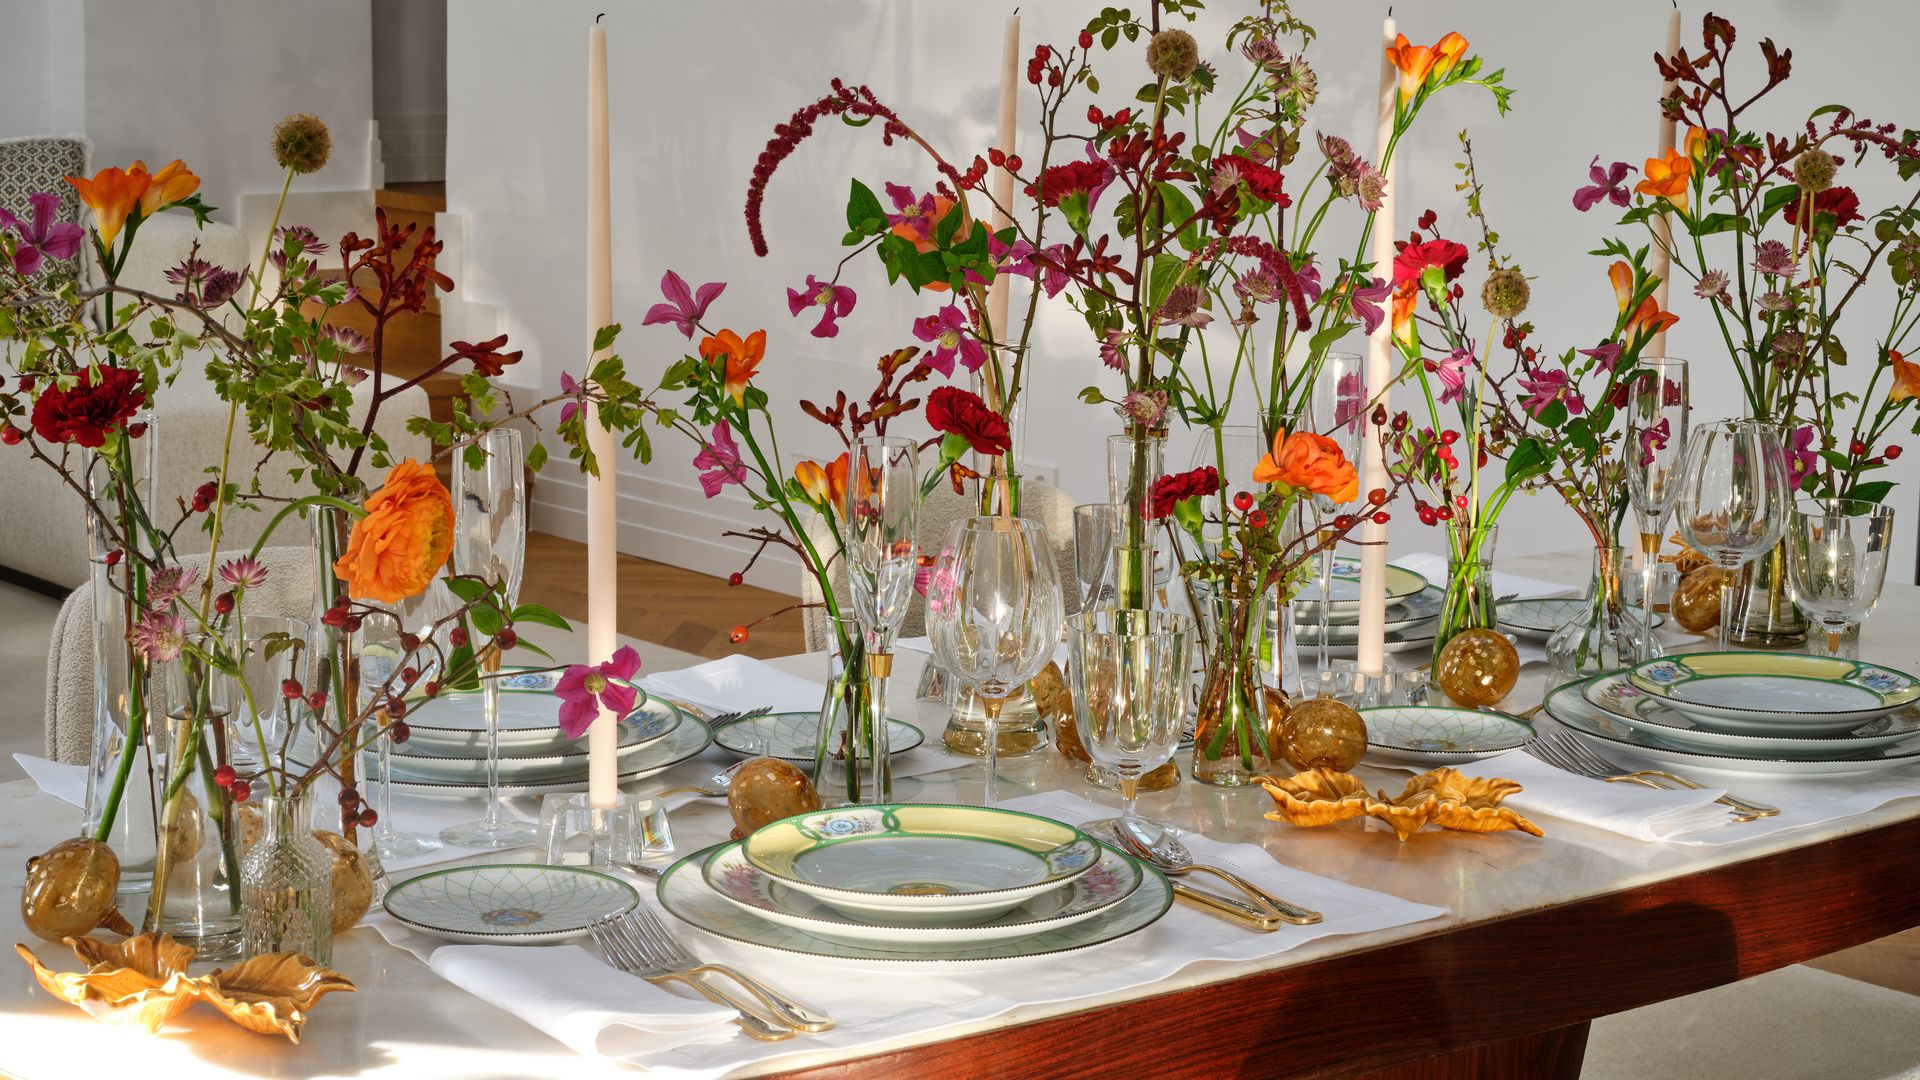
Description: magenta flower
xmin=554 ymin=644 xmax=643 ymax=739
xmin=1099 ymin=328 xmax=1127 ymax=370
xmin=559 ymin=370 xmax=584 ymax=425
xmin=1339 ymin=274 xmax=1392 ymax=335
xmin=912 ymin=304 xmax=986 ymax=377
xmin=785 ymin=275 xmax=856 ymax=338
xmin=692 ymin=421 xmax=748 ymax=498
xmin=1573 ymin=158 xmax=1635 ymax=212
xmin=1577 ymin=342 xmax=1624 ymax=373
xmin=217 ymin=556 xmax=268 ymax=590
xmin=641 ymin=270 xmax=725 ymax=339
xmin=127 ymin=609 xmax=186 ymax=664
xmin=1637 ymin=417 xmax=1672 ymax=468
xmin=0 ymin=192 xmax=83 ymax=276
xmin=883 ymin=182 xmax=937 ymax=235
xmin=1517 ymin=367 xmax=1586 ymax=418
xmin=1428 ymin=349 xmax=1476 ymax=404
xmin=995 ymin=237 xmax=1070 ymax=298
xmin=1786 ymin=424 xmax=1818 ymax=489
xmin=147 ymin=565 xmax=200 ymax=608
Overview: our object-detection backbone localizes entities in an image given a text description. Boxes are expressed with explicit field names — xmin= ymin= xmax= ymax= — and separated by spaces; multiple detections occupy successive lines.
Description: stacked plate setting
xmin=655 ymin=804 xmax=1175 ymax=962
xmin=1293 ymin=558 xmax=1436 ymax=657
xmin=1543 ymin=652 xmax=1920 ymax=777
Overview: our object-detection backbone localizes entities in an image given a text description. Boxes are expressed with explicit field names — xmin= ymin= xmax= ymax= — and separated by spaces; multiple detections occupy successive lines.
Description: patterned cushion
xmin=0 ymin=134 xmax=91 ymax=293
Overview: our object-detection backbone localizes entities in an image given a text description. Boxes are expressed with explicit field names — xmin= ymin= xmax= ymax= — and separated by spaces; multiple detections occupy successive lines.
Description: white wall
xmin=445 ymin=0 xmax=1920 ymax=594
xmin=0 ymin=0 xmax=84 ymax=137
xmin=372 ymin=0 xmax=446 ymax=182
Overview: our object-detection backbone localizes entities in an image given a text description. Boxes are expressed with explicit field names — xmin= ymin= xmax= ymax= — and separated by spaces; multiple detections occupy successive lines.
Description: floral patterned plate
xmin=1292 ymin=557 xmax=1428 ymax=614
xmin=1582 ymin=672 xmax=1920 ymax=759
xmin=1360 ymin=706 xmax=1534 ymax=766
xmin=741 ymin=804 xmax=1101 ymax=924
xmin=659 ymin=842 xmax=1172 ymax=964
xmin=702 ymin=838 xmax=1142 ymax=944
xmin=1627 ymin=653 xmax=1920 ymax=734
xmin=1297 ymin=586 xmax=1444 ymax=642
xmin=383 ymin=864 xmax=637 ymax=944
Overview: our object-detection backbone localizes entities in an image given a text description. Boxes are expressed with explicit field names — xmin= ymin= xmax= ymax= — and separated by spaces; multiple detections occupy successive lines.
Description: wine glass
xmin=441 ymin=428 xmax=535 ymax=848
xmin=926 ymin=517 xmax=1064 ymax=805
xmin=1066 ymin=608 xmax=1196 ymax=830
xmin=843 ymin=435 xmax=918 ymax=802
xmin=355 ymin=583 xmax=448 ymax=859
xmin=1677 ymin=419 xmax=1791 ymax=651
xmin=1786 ymin=498 xmax=1895 ymax=658
xmin=1072 ymin=503 xmax=1118 ymax=612
xmin=230 ymin=614 xmax=308 ymax=771
xmin=1626 ymin=358 xmax=1689 ymax=659
xmin=1307 ymin=355 xmax=1367 ymax=682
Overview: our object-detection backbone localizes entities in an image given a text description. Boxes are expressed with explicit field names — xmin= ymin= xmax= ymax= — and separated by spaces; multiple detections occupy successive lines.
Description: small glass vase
xmin=814 ymin=616 xmax=892 ymax=805
xmin=1434 ymin=523 xmax=1500 ymax=656
xmin=1547 ymin=543 xmax=1660 ymax=677
xmin=1107 ymin=428 xmax=1166 ymax=610
xmin=146 ymin=645 xmax=244 ymax=964
xmin=240 ymin=790 xmax=333 ymax=964
xmin=1191 ymin=589 xmax=1282 ymax=787
xmin=1726 ymin=540 xmax=1809 ymax=649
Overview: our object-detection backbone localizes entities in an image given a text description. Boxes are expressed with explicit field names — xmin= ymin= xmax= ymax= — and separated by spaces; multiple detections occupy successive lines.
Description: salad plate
xmin=657 ymin=843 xmax=1172 ymax=964
xmin=713 ymin=711 xmax=924 ymax=761
xmin=741 ymin=805 xmax=1100 ymax=924
xmin=1361 ymin=706 xmax=1534 ymax=766
xmin=403 ymin=667 xmax=665 ymax=754
xmin=1291 ymin=557 xmax=1428 ymax=615
xmin=1582 ymin=672 xmax=1920 ymax=759
xmin=702 ymin=838 xmax=1143 ymax=945
xmin=1496 ymin=598 xmax=1665 ymax=643
xmin=1626 ymin=654 xmax=1920 ymax=733
xmin=390 ymin=702 xmax=682 ymax=783
xmin=383 ymin=864 xmax=637 ymax=944
xmin=1296 ymin=586 xmax=1443 ymax=642
xmin=1300 ymin=624 xmax=1435 ymax=659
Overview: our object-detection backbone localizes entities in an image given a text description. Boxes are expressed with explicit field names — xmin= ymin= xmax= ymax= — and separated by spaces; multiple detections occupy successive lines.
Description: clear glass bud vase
xmin=240 ymin=789 xmax=333 ymax=964
xmin=1191 ymin=589 xmax=1281 ymax=786
xmin=1547 ymin=543 xmax=1660 ymax=676
xmin=1434 ymin=524 xmax=1500 ymax=655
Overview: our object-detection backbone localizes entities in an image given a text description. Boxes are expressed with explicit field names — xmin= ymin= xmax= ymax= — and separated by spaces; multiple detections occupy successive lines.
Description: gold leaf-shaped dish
xmin=202 ymin=952 xmax=356 ymax=1042
xmin=1260 ymin=766 xmax=1544 ymax=842
xmin=1259 ymin=769 xmax=1372 ymax=828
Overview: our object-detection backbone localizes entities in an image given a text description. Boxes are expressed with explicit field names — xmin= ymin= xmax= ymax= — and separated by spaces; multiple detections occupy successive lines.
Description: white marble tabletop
xmin=4 ymin=549 xmax=1919 ymax=1078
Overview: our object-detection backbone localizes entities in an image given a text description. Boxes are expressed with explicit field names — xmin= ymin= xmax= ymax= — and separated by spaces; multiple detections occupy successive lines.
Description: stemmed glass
xmin=926 ymin=517 xmax=1064 ymax=805
xmin=1786 ymin=499 xmax=1895 ymax=658
xmin=1066 ymin=608 xmax=1196 ymax=830
xmin=842 ymin=435 xmax=918 ymax=802
xmin=1306 ymin=354 xmax=1367 ymax=680
xmin=1626 ymin=358 xmax=1689 ymax=659
xmin=356 ymin=584 xmax=448 ymax=859
xmin=1677 ymin=419 xmax=1791 ymax=651
xmin=1071 ymin=503 xmax=1118 ymax=612
xmin=441 ymin=428 xmax=535 ymax=848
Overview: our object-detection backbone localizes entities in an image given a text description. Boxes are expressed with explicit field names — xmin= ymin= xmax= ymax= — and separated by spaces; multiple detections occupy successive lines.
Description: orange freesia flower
xmin=1391 ymin=283 xmax=1418 ymax=349
xmin=1890 ymin=351 xmax=1920 ymax=404
xmin=1384 ymin=34 xmax=1437 ymax=103
xmin=65 ymin=165 xmax=153 ymax=249
xmin=332 ymin=459 xmax=455 ymax=603
xmin=1253 ymin=428 xmax=1360 ymax=503
xmin=794 ymin=452 xmax=850 ymax=513
xmin=1626 ymin=296 xmax=1679 ymax=342
xmin=699 ymin=329 xmax=767 ymax=406
xmin=1608 ymin=260 xmax=1635 ymax=313
xmin=135 ymin=159 xmax=200 ymax=217
xmin=1430 ymin=32 xmax=1469 ymax=80
xmin=1683 ymin=125 xmax=1709 ymax=164
xmin=1636 ymin=146 xmax=1693 ymax=213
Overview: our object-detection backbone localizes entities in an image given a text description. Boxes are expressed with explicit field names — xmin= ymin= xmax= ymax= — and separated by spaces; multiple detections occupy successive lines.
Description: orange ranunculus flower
xmin=1608 ymin=260 xmax=1635 ymax=313
xmin=1890 ymin=351 xmax=1920 ymax=404
xmin=1384 ymin=34 xmax=1437 ymax=103
xmin=698 ymin=329 xmax=767 ymax=406
xmin=1430 ymin=32 xmax=1469 ymax=80
xmin=1253 ymin=428 xmax=1360 ymax=503
xmin=794 ymin=452 xmax=850 ymax=513
xmin=1626 ymin=296 xmax=1679 ymax=343
xmin=1391 ymin=283 xmax=1418 ymax=350
xmin=65 ymin=165 xmax=153 ymax=249
xmin=1636 ymin=147 xmax=1692 ymax=213
xmin=135 ymin=159 xmax=200 ymax=217
xmin=332 ymin=459 xmax=455 ymax=603
xmin=1683 ymin=125 xmax=1709 ymax=164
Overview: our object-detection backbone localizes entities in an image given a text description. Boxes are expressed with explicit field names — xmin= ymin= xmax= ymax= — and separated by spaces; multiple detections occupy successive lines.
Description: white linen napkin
xmin=640 ymin=655 xmax=828 ymax=714
xmin=14 ymin=754 xmax=86 ymax=807
xmin=1478 ymin=749 xmax=1733 ymax=841
xmin=369 ymin=919 xmax=737 ymax=1059
xmin=1392 ymin=553 xmax=1580 ymax=601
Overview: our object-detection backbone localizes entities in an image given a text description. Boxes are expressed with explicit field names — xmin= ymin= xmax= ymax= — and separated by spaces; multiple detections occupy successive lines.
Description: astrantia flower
xmin=1517 ymin=367 xmax=1585 ymax=418
xmin=785 ymin=275 xmax=856 ymax=338
xmin=1149 ymin=466 xmax=1220 ymax=519
xmin=1784 ymin=186 xmax=1862 ymax=231
xmin=1118 ymin=390 xmax=1169 ymax=429
xmin=692 ymin=421 xmax=748 ymax=497
xmin=127 ymin=609 xmax=186 ymax=664
xmin=1572 ymin=157 xmax=1635 ymax=212
xmin=146 ymin=565 xmax=200 ymax=608
xmin=323 ymin=322 xmax=370 ymax=354
xmin=1786 ymin=424 xmax=1819 ymax=488
xmin=925 ymin=386 xmax=1010 ymax=456
xmin=1757 ymin=291 xmax=1790 ymax=313
xmin=554 ymin=645 xmax=643 ymax=739
xmin=1637 ymin=418 xmax=1671 ymax=468
xmin=1350 ymin=161 xmax=1387 ymax=212
xmin=1318 ymin=133 xmax=1355 ymax=167
xmin=0 ymin=191 xmax=82 ymax=275
xmin=1209 ymin=158 xmax=1246 ymax=199
xmin=1695 ymin=269 xmax=1731 ymax=305
xmin=641 ymin=270 xmax=725 ymax=339
xmin=1159 ymin=283 xmax=1212 ymax=328
xmin=30 ymin=366 xmax=146 ymax=448
xmin=1241 ymin=36 xmax=1288 ymax=72
xmin=218 ymin=557 xmax=268 ymax=590
xmin=1753 ymin=240 xmax=1795 ymax=277
xmin=199 ymin=267 xmax=244 ymax=307
xmin=277 ymin=225 xmax=327 ymax=256
xmin=912 ymin=305 xmax=985 ymax=377
xmin=1099 ymin=327 xmax=1128 ymax=368
xmin=1392 ymin=238 xmax=1469 ymax=292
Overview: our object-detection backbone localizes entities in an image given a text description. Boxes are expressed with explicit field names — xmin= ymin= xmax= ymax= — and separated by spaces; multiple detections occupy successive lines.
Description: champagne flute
xmin=355 ymin=584 xmax=447 ymax=859
xmin=441 ymin=428 xmax=535 ymax=848
xmin=1071 ymin=503 xmax=1118 ymax=612
xmin=1067 ymin=608 xmax=1196 ymax=831
xmin=1786 ymin=498 xmax=1895 ymax=658
xmin=1677 ymin=419 xmax=1791 ymax=651
xmin=1307 ymin=355 xmax=1366 ymax=684
xmin=1626 ymin=358 xmax=1689 ymax=659
xmin=926 ymin=517 xmax=1064 ymax=805
xmin=842 ymin=435 xmax=918 ymax=802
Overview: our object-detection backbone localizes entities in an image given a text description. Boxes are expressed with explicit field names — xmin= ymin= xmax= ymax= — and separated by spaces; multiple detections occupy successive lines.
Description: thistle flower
xmin=271 ymin=113 xmax=332 ymax=175
xmin=1480 ymin=268 xmax=1531 ymax=320
xmin=1145 ymin=29 xmax=1199 ymax=80
xmin=1792 ymin=149 xmax=1837 ymax=193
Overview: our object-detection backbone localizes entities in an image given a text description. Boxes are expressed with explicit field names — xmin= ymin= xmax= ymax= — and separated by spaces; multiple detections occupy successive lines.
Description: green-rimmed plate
xmin=1297 ymin=624 xmax=1435 ymax=659
xmin=1582 ymin=671 xmax=1920 ymax=759
xmin=1292 ymin=557 xmax=1428 ymax=615
xmin=713 ymin=711 xmax=924 ymax=761
xmin=1297 ymin=585 xmax=1443 ymax=643
xmin=388 ymin=704 xmax=680 ymax=783
xmin=703 ymin=837 xmax=1142 ymax=945
xmin=1497 ymin=597 xmax=1665 ymax=643
xmin=1544 ymin=676 xmax=1920 ymax=778
xmin=1360 ymin=706 xmax=1534 ymax=766
xmin=742 ymin=804 xmax=1100 ymax=924
xmin=1626 ymin=653 xmax=1920 ymax=734
xmin=383 ymin=864 xmax=638 ymax=944
xmin=658 ymin=842 xmax=1172 ymax=964
xmin=403 ymin=667 xmax=660 ymax=755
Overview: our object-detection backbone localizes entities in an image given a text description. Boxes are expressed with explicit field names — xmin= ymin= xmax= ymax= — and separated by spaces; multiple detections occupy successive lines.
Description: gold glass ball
xmin=315 ymin=830 xmax=374 ymax=935
xmin=727 ymin=757 xmax=821 ymax=839
xmin=1281 ymin=697 xmax=1369 ymax=772
xmin=21 ymin=838 xmax=122 ymax=942
xmin=1434 ymin=628 xmax=1520 ymax=708
xmin=1673 ymin=566 xmax=1723 ymax=633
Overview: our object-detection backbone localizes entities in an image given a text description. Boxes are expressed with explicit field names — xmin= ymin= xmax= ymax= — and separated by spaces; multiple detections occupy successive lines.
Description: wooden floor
xmin=517 ymin=531 xmax=806 ymax=660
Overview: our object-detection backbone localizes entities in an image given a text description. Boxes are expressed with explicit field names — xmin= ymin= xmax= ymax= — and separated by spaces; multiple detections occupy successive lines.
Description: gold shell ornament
xmin=315 ymin=830 xmax=375 ymax=935
xmin=21 ymin=838 xmax=133 ymax=941
xmin=15 ymin=933 xmax=354 ymax=1042
xmin=1259 ymin=766 xmax=1543 ymax=842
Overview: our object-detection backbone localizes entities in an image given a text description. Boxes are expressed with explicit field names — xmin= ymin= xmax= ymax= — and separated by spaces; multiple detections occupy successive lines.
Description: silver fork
xmin=1532 ymin=731 xmax=1780 ymax=821
xmin=705 ymin=705 xmax=773 ymax=728
xmin=623 ymin=908 xmax=835 ymax=1033
xmin=656 ymin=759 xmax=749 ymax=800
xmin=588 ymin=917 xmax=793 ymax=1041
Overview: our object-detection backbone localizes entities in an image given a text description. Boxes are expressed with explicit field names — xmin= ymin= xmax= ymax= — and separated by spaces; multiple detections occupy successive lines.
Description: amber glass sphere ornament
xmin=1434 ymin=628 xmax=1520 ymax=708
xmin=727 ymin=757 xmax=821 ymax=838
xmin=315 ymin=831 xmax=375 ymax=935
xmin=22 ymin=838 xmax=129 ymax=941
xmin=1672 ymin=566 xmax=1723 ymax=633
xmin=1280 ymin=697 xmax=1368 ymax=772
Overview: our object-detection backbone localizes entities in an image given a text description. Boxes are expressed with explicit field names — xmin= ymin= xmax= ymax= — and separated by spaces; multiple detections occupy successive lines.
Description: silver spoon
xmin=1115 ymin=818 xmax=1323 ymax=925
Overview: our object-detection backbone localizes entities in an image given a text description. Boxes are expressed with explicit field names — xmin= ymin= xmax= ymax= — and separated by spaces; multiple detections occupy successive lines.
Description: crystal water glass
xmin=1626 ymin=357 xmax=1689 ymax=659
xmin=1067 ymin=608 xmax=1196 ymax=829
xmin=1308 ymin=357 xmax=1367 ymax=681
xmin=1678 ymin=419 xmax=1791 ymax=651
xmin=843 ymin=435 xmax=918 ymax=801
xmin=1786 ymin=498 xmax=1895 ymax=658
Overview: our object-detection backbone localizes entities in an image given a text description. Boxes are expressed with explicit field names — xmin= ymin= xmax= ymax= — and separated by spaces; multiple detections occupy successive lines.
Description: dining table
xmin=4 ymin=549 xmax=1919 ymax=1079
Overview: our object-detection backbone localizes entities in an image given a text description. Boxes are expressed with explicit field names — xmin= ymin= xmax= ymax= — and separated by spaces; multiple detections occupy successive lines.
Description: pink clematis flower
xmin=1572 ymin=157 xmax=1635 ymax=212
xmin=0 ymin=192 xmax=83 ymax=276
xmin=785 ymin=275 xmax=857 ymax=338
xmin=1786 ymin=424 xmax=1818 ymax=489
xmin=1637 ymin=418 xmax=1671 ymax=468
xmin=641 ymin=270 xmax=725 ymax=339
xmin=1427 ymin=349 xmax=1476 ymax=405
xmin=995 ymin=236 xmax=1071 ymax=298
xmin=692 ymin=421 xmax=748 ymax=497
xmin=554 ymin=645 xmax=643 ymax=739
xmin=912 ymin=304 xmax=986 ymax=377
xmin=558 ymin=370 xmax=584 ymax=425
xmin=1517 ymin=367 xmax=1586 ymax=418
xmin=1578 ymin=342 xmax=1623 ymax=373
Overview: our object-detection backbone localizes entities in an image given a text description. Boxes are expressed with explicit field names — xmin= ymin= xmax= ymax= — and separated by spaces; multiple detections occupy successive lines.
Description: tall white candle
xmin=1356 ymin=13 xmax=1397 ymax=674
xmin=1648 ymin=6 xmax=1681 ymax=358
xmin=586 ymin=19 xmax=618 ymax=808
xmin=987 ymin=13 xmax=1019 ymax=341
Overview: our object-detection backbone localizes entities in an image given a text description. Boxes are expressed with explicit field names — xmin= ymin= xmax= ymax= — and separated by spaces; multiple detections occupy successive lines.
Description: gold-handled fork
xmin=1531 ymin=731 xmax=1780 ymax=822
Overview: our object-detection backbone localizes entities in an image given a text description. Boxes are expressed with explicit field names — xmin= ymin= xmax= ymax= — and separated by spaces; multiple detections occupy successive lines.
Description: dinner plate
xmin=1291 ymin=557 xmax=1428 ymax=614
xmin=1296 ymin=587 xmax=1443 ymax=643
xmin=1299 ymin=625 xmax=1435 ymax=658
xmin=1544 ymin=677 xmax=1920 ymax=778
xmin=702 ymin=837 xmax=1143 ymax=945
xmin=658 ymin=842 xmax=1172 ymax=964
xmin=402 ymin=667 xmax=649 ymax=754
xmin=1361 ymin=706 xmax=1534 ymax=766
xmin=713 ymin=711 xmax=925 ymax=761
xmin=1581 ymin=672 xmax=1920 ymax=759
xmin=390 ymin=705 xmax=682 ymax=783
xmin=1626 ymin=653 xmax=1920 ymax=733
xmin=1496 ymin=597 xmax=1665 ymax=643
xmin=741 ymin=805 xmax=1100 ymax=924
xmin=382 ymin=864 xmax=638 ymax=944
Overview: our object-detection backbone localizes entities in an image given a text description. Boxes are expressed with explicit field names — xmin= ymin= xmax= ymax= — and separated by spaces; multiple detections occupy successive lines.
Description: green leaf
xmin=444 ymin=577 xmax=488 ymax=604
xmin=471 ymin=603 xmax=505 ymax=638
xmin=1504 ymin=437 xmax=1550 ymax=484
xmin=509 ymin=603 xmax=572 ymax=631
xmin=1148 ymin=252 xmax=1187 ymax=314
xmin=1759 ymin=185 xmax=1801 ymax=226
xmin=526 ymin=441 xmax=548 ymax=472
xmin=935 ymin=200 xmax=962 ymax=247
xmin=592 ymin=323 xmax=621 ymax=353
xmin=845 ymin=178 xmax=885 ymax=235
xmin=1847 ymin=479 xmax=1894 ymax=504
xmin=1308 ymin=320 xmax=1359 ymax=356
xmin=1690 ymin=212 xmax=1744 ymax=237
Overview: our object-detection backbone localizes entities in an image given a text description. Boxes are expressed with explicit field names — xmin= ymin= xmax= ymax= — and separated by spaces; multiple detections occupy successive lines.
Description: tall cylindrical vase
xmin=309 ymin=507 xmax=366 ymax=839
xmin=240 ymin=789 xmax=333 ymax=964
xmin=1107 ymin=429 xmax=1166 ymax=611
xmin=1548 ymin=543 xmax=1659 ymax=676
xmin=1726 ymin=541 xmax=1809 ymax=648
xmin=146 ymin=642 xmax=243 ymax=964
xmin=1434 ymin=524 xmax=1500 ymax=656
xmin=814 ymin=616 xmax=889 ymax=805
xmin=1191 ymin=590 xmax=1281 ymax=787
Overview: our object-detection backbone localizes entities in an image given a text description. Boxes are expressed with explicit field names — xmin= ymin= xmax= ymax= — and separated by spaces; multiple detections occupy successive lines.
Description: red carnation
xmin=1026 ymin=160 xmax=1108 ymax=207
xmin=1784 ymin=186 xmax=1862 ymax=231
xmin=1227 ymin=154 xmax=1291 ymax=208
xmin=926 ymin=386 xmax=1011 ymax=456
xmin=30 ymin=366 xmax=146 ymax=448
xmin=1149 ymin=466 xmax=1221 ymax=519
xmin=1392 ymin=238 xmax=1470 ymax=291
